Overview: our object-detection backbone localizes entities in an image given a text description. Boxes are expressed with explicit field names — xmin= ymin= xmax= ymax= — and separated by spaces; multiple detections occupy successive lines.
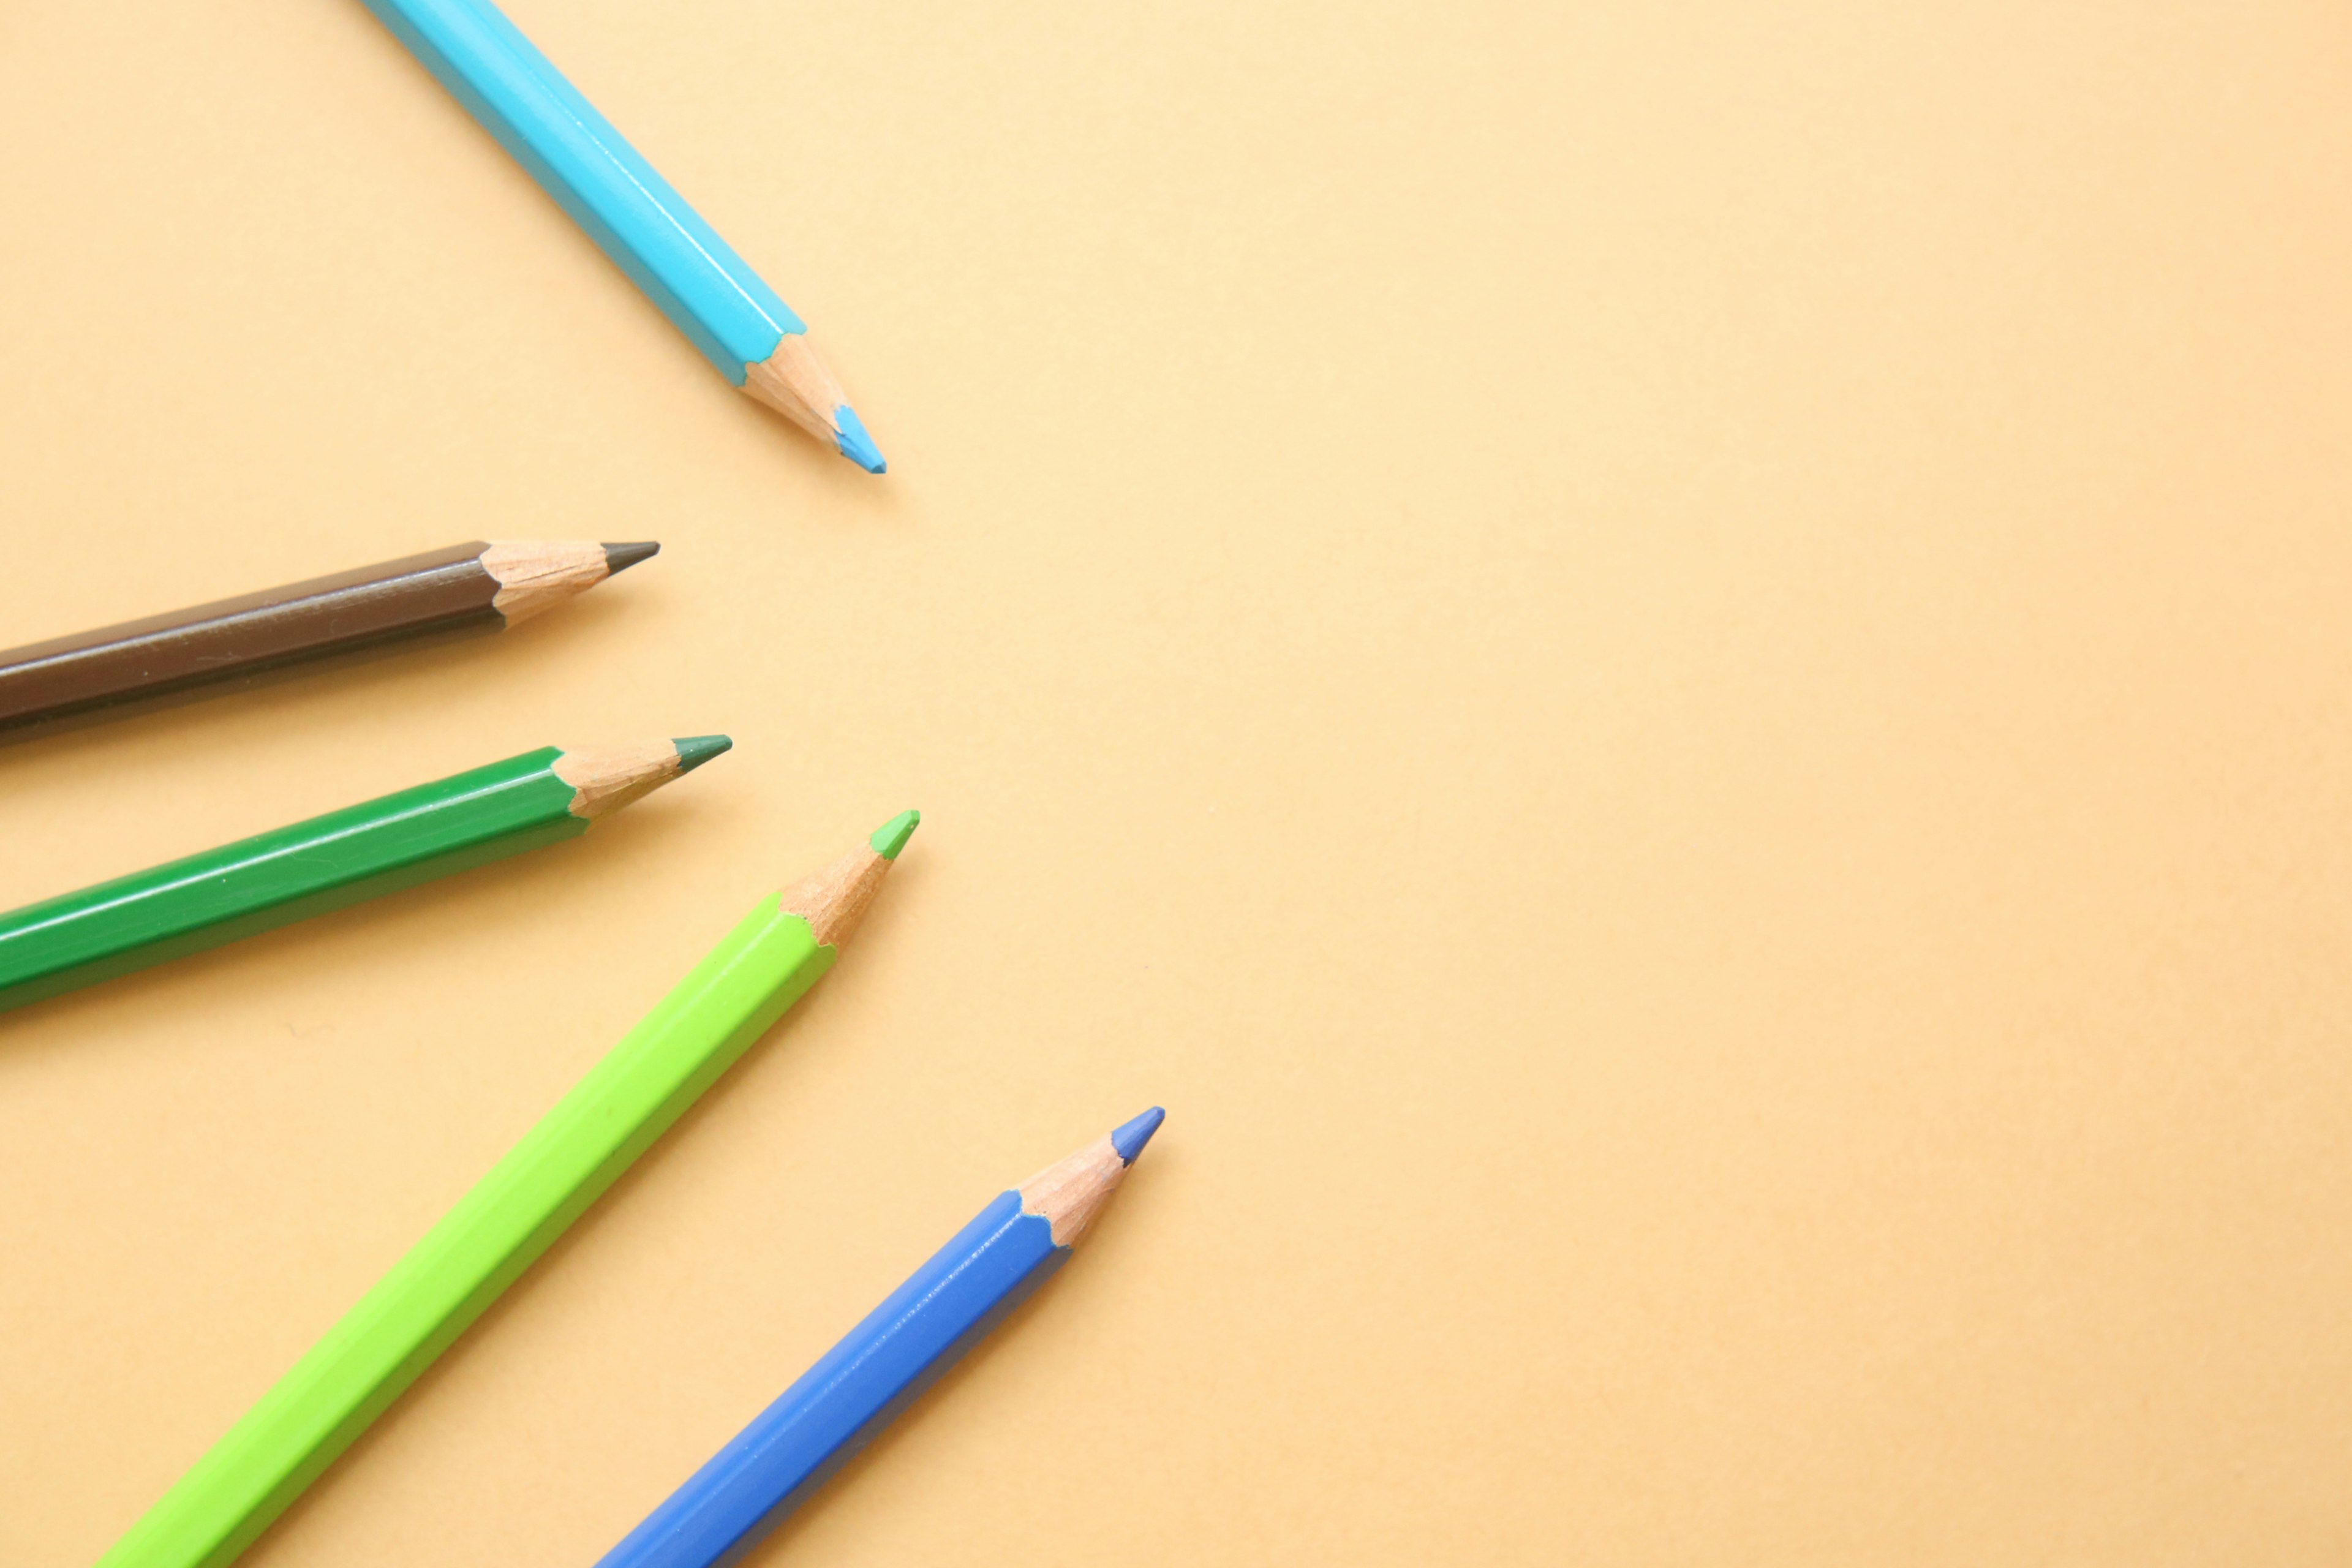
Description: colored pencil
xmin=0 ymin=540 xmax=657 ymax=744
xmin=355 ymin=0 xmax=886 ymax=472
xmin=0 ymin=737 xmax=727 ymax=1015
xmin=96 ymin=811 xmax=921 ymax=1568
xmin=596 ymin=1107 xmax=1166 ymax=1568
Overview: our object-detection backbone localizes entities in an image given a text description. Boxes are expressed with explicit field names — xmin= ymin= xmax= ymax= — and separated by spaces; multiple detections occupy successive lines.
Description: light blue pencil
xmin=595 ymin=1109 xmax=1166 ymax=1568
xmin=356 ymin=0 xmax=886 ymax=472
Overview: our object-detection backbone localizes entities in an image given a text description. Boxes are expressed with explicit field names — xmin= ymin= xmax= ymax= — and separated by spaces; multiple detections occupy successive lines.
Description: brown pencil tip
xmin=778 ymin=816 xmax=916 ymax=949
xmin=601 ymin=541 xmax=660 ymax=576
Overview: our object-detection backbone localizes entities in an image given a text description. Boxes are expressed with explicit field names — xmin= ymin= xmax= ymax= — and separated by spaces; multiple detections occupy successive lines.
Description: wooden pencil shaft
xmin=94 ymin=893 xmax=845 ymax=1568
xmin=742 ymin=335 xmax=850 ymax=444
xmin=0 ymin=746 xmax=600 ymax=1014
xmin=0 ymin=541 xmax=628 ymax=743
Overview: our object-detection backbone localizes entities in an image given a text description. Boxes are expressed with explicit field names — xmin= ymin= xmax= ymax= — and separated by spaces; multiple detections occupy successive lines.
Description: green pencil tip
xmin=672 ymin=736 xmax=733 ymax=774
xmin=869 ymin=809 xmax=921 ymax=859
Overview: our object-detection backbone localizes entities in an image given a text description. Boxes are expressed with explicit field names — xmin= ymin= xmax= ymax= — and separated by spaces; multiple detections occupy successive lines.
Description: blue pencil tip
xmin=1110 ymin=1107 xmax=1166 ymax=1165
xmin=834 ymin=405 xmax=886 ymax=474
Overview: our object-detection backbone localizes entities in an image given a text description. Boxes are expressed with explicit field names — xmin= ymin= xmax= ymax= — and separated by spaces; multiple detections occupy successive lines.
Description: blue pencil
xmin=354 ymin=0 xmax=886 ymax=472
xmin=595 ymin=1109 xmax=1166 ymax=1568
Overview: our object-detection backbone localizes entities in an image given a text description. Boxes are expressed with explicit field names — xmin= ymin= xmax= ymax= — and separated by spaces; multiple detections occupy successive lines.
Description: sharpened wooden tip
xmin=1019 ymin=1118 xmax=1158 ymax=1249
xmin=481 ymin=541 xmax=620 ymax=626
xmin=552 ymin=737 xmax=728 ymax=820
xmin=778 ymin=814 xmax=918 ymax=949
xmin=740 ymin=333 xmax=886 ymax=472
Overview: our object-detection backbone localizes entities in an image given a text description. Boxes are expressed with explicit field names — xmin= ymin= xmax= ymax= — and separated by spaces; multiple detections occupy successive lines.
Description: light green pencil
xmin=100 ymin=810 xmax=922 ymax=1568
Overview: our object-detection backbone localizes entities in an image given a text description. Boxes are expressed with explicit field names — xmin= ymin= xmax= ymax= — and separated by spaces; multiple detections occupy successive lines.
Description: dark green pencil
xmin=0 ymin=737 xmax=728 ymax=1013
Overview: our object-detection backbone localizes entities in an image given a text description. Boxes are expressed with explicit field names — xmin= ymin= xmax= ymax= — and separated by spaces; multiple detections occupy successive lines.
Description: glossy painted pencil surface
xmin=0 ymin=540 xmax=655 ymax=744
xmin=355 ymin=0 xmax=886 ymax=470
xmin=0 ymin=737 xmax=725 ymax=1014
xmin=94 ymin=812 xmax=919 ymax=1568
xmin=596 ymin=1107 xmax=1164 ymax=1568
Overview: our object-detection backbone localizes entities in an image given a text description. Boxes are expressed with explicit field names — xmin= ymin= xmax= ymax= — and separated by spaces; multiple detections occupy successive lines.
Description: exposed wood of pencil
xmin=1018 ymin=1133 xmax=1137 ymax=1248
xmin=480 ymin=539 xmax=624 ymax=624
xmin=778 ymin=839 xmax=898 ymax=949
xmin=555 ymin=741 xmax=679 ymax=820
xmin=741 ymin=334 xmax=854 ymax=445
xmin=0 ymin=540 xmax=655 ymax=742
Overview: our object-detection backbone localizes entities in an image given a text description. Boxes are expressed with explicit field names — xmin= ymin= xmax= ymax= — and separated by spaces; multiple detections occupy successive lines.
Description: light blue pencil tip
xmin=1110 ymin=1107 xmax=1166 ymax=1165
xmin=834 ymin=405 xmax=886 ymax=474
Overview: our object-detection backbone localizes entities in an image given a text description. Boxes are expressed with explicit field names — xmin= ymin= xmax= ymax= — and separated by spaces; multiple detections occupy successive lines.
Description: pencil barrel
xmin=0 ymin=541 xmax=500 ymax=742
xmin=595 ymin=1197 xmax=1065 ymax=1568
xmin=355 ymin=0 xmax=800 ymax=377
xmin=96 ymin=896 xmax=835 ymax=1568
xmin=0 ymin=748 xmax=581 ymax=1014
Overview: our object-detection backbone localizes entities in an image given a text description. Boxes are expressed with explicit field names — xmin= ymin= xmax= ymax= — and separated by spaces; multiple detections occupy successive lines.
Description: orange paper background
xmin=6 ymin=2 xmax=2352 ymax=1563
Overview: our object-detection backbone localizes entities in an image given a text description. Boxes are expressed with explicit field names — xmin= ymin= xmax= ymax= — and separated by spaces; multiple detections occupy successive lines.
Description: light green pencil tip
xmin=869 ymin=809 xmax=921 ymax=859
xmin=673 ymin=736 xmax=734 ymax=774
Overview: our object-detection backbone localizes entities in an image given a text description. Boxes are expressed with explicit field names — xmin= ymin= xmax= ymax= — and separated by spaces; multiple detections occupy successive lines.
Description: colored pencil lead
xmin=672 ymin=736 xmax=734 ymax=774
xmin=870 ymin=807 xmax=922 ymax=859
xmin=600 ymin=540 xmax=662 ymax=574
xmin=1112 ymin=1105 xmax=1167 ymax=1163
xmin=834 ymin=407 xmax=887 ymax=474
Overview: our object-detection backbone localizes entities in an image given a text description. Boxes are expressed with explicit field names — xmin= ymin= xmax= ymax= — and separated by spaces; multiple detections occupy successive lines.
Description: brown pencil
xmin=0 ymin=540 xmax=657 ymax=743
